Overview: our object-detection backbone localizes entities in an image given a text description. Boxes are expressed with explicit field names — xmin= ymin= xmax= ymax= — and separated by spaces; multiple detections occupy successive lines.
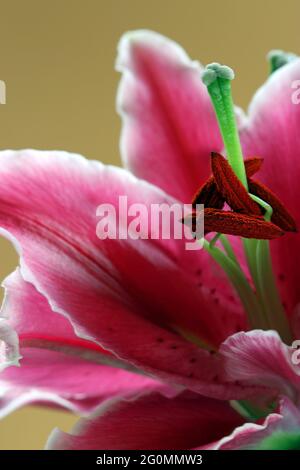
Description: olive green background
xmin=0 ymin=0 xmax=299 ymax=450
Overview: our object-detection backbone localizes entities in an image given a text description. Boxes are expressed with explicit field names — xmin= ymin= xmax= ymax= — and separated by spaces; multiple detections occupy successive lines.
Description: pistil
xmin=202 ymin=63 xmax=248 ymax=188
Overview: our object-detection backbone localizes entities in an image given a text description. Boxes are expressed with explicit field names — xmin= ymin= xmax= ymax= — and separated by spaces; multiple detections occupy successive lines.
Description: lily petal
xmin=46 ymin=391 xmax=244 ymax=450
xmin=0 ymin=270 xmax=168 ymax=417
xmin=0 ymin=320 xmax=20 ymax=373
xmin=0 ymin=150 xmax=248 ymax=399
xmin=220 ymin=330 xmax=300 ymax=401
xmin=116 ymin=30 xmax=223 ymax=201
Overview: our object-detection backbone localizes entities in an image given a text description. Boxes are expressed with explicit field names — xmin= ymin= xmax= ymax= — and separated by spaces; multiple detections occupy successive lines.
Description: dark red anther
xmin=203 ymin=208 xmax=284 ymax=239
xmin=187 ymin=152 xmax=296 ymax=240
xmin=192 ymin=155 xmax=263 ymax=210
xmin=211 ymin=153 xmax=261 ymax=216
xmin=248 ymin=179 xmax=297 ymax=232
xmin=244 ymin=156 xmax=264 ymax=177
xmin=192 ymin=177 xmax=224 ymax=210
xmin=183 ymin=209 xmax=284 ymax=240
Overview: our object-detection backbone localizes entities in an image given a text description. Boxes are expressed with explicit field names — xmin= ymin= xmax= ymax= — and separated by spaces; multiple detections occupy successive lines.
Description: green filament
xmin=249 ymin=194 xmax=292 ymax=342
xmin=219 ymin=234 xmax=239 ymax=265
xmin=231 ymin=399 xmax=276 ymax=421
xmin=203 ymin=239 xmax=265 ymax=329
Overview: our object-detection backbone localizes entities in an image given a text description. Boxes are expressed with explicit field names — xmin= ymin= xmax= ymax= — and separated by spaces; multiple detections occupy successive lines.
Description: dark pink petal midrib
xmin=19 ymin=333 xmax=111 ymax=355
xmin=18 ymin=333 xmax=139 ymax=372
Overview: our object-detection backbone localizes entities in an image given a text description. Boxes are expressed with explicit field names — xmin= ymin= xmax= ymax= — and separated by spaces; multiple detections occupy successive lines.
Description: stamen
xmin=249 ymin=179 xmax=297 ymax=232
xmin=192 ymin=156 xmax=263 ymax=209
xmin=256 ymin=238 xmax=292 ymax=343
xmin=211 ymin=153 xmax=261 ymax=215
xmin=250 ymin=193 xmax=273 ymax=221
xmin=203 ymin=208 xmax=283 ymax=239
xmin=203 ymin=239 xmax=266 ymax=329
xmin=231 ymin=399 xmax=276 ymax=421
xmin=244 ymin=156 xmax=264 ymax=177
xmin=267 ymin=49 xmax=298 ymax=74
xmin=218 ymin=234 xmax=239 ymax=264
xmin=209 ymin=232 xmax=222 ymax=248
xmin=202 ymin=63 xmax=248 ymax=188
xmin=192 ymin=177 xmax=224 ymax=209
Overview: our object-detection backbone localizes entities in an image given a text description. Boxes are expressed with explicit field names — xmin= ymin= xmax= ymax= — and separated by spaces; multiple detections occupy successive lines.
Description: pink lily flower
xmin=0 ymin=30 xmax=300 ymax=448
